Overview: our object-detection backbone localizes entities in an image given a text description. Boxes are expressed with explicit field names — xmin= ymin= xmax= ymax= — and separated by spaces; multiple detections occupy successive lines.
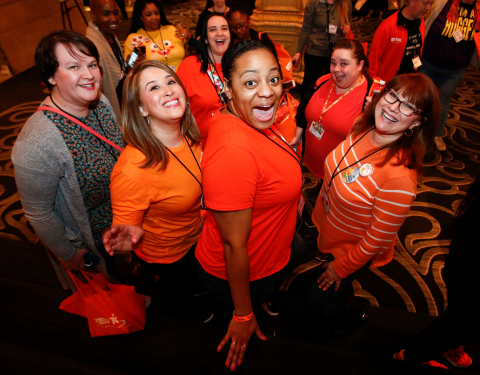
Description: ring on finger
xmin=329 ymin=281 xmax=333 ymax=284
xmin=242 ymin=344 xmax=247 ymax=348
xmin=232 ymin=341 xmax=236 ymax=345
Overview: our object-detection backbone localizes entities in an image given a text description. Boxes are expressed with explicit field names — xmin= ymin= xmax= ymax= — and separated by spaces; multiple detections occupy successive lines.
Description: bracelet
xmin=232 ymin=311 xmax=254 ymax=322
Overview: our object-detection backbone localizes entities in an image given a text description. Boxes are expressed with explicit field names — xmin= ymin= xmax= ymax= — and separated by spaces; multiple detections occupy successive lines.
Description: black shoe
xmin=333 ymin=308 xmax=367 ymax=337
xmin=261 ymin=300 xmax=280 ymax=316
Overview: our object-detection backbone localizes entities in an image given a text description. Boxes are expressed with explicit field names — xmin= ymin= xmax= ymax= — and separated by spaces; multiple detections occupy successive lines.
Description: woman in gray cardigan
xmin=293 ymin=0 xmax=352 ymax=98
xmin=12 ymin=30 xmax=125 ymax=279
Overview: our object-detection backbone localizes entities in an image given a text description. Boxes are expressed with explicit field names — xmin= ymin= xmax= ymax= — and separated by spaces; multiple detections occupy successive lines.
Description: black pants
xmin=301 ymin=52 xmax=330 ymax=98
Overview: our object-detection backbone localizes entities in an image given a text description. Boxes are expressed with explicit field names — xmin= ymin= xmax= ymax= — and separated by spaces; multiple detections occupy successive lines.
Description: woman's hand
xmin=175 ymin=23 xmax=191 ymax=41
xmin=291 ymin=53 xmax=301 ymax=66
xmin=317 ymin=261 xmax=342 ymax=291
xmin=364 ymin=95 xmax=373 ymax=110
xmin=61 ymin=248 xmax=89 ymax=271
xmin=289 ymin=126 xmax=304 ymax=148
xmin=102 ymin=224 xmax=144 ymax=256
xmin=341 ymin=24 xmax=350 ymax=36
xmin=217 ymin=315 xmax=266 ymax=371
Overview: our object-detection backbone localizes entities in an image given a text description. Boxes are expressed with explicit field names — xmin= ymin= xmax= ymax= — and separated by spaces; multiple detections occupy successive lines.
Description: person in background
xmin=196 ymin=40 xmax=306 ymax=370
xmin=125 ymin=0 xmax=191 ymax=72
xmin=12 ymin=30 xmax=124 ymax=279
xmin=309 ymin=73 xmax=439 ymax=337
xmin=291 ymin=39 xmax=373 ymax=182
xmin=293 ymin=0 xmax=352 ymax=98
xmin=87 ymin=0 xmax=127 ymax=119
xmin=177 ymin=13 xmax=231 ymax=148
xmin=226 ymin=2 xmax=277 ymax=61
xmin=369 ymin=0 xmax=434 ymax=82
xmin=195 ymin=0 xmax=231 ymax=39
xmin=421 ymin=0 xmax=480 ymax=152
xmin=394 ymin=173 xmax=480 ymax=369
xmin=103 ymin=60 xmax=211 ymax=320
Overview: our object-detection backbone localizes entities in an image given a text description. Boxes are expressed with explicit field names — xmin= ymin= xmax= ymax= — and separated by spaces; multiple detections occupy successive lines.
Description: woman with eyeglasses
xmin=308 ymin=73 xmax=439 ymax=336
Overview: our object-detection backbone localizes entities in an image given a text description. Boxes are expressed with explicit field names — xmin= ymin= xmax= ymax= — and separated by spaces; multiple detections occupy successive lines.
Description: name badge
xmin=320 ymin=186 xmax=330 ymax=215
xmin=309 ymin=120 xmax=325 ymax=141
xmin=452 ymin=29 xmax=465 ymax=43
xmin=412 ymin=56 xmax=422 ymax=69
xmin=329 ymin=24 xmax=338 ymax=34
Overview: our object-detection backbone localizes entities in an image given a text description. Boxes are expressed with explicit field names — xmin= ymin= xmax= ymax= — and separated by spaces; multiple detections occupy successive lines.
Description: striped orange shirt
xmin=312 ymin=130 xmax=417 ymax=279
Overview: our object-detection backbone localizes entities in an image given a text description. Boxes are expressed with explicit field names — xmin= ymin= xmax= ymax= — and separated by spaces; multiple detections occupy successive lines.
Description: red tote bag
xmin=60 ymin=270 xmax=146 ymax=337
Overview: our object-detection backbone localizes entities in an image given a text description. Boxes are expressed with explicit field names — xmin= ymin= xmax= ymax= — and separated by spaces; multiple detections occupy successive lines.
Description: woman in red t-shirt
xmin=196 ymin=41 xmax=306 ymax=370
xmin=292 ymin=39 xmax=373 ymax=181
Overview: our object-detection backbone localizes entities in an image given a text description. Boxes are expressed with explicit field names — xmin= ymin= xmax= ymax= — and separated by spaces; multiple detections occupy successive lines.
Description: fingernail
xmin=230 ymin=366 xmax=235 ymax=371
xmin=225 ymin=362 xmax=228 ymax=368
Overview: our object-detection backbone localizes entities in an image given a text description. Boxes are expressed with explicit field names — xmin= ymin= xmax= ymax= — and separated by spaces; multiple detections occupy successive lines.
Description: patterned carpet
xmin=1 ymin=2 xmax=479 ymax=317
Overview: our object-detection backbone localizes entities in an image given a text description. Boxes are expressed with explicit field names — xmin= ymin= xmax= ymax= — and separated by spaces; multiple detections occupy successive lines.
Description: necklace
xmin=49 ymin=95 xmax=118 ymax=160
xmin=226 ymin=106 xmax=301 ymax=169
xmin=145 ymin=28 xmax=168 ymax=64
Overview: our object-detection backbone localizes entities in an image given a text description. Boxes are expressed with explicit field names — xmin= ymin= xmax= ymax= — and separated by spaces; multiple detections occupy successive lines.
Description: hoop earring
xmin=405 ymin=128 xmax=414 ymax=137
xmin=145 ymin=116 xmax=150 ymax=127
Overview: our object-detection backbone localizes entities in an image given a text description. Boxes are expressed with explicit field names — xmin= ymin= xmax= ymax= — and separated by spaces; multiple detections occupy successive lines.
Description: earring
xmin=205 ymin=39 xmax=208 ymax=44
xmin=93 ymin=22 xmax=99 ymax=31
xmin=405 ymin=128 xmax=414 ymax=137
xmin=186 ymin=101 xmax=190 ymax=106
xmin=145 ymin=116 xmax=150 ymax=126
xmin=227 ymin=93 xmax=232 ymax=100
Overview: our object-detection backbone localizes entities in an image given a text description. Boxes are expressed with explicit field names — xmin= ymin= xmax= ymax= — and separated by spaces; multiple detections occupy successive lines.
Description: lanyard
xmin=206 ymin=58 xmax=227 ymax=107
xmin=318 ymin=77 xmax=364 ymax=123
xmin=165 ymin=135 xmax=202 ymax=189
xmin=327 ymin=128 xmax=386 ymax=188
xmin=145 ymin=29 xmax=169 ymax=63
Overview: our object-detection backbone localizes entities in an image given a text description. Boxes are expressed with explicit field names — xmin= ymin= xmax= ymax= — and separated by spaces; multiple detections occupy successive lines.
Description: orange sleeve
xmin=110 ymin=169 xmax=151 ymax=227
xmin=203 ymin=144 xmax=259 ymax=212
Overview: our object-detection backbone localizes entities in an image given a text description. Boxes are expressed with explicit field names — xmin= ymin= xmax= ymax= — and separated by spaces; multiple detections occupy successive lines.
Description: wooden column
xmin=250 ymin=0 xmax=307 ymax=82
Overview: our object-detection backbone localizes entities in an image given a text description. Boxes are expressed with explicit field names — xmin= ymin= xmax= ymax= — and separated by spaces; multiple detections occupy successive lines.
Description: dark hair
xmin=35 ymin=30 xmax=100 ymax=90
xmin=222 ymin=40 xmax=279 ymax=81
xmin=351 ymin=73 xmax=440 ymax=176
xmin=332 ymin=39 xmax=371 ymax=81
xmin=197 ymin=13 xmax=232 ymax=73
xmin=204 ymin=0 xmax=231 ymax=10
xmin=129 ymin=0 xmax=170 ymax=35
xmin=226 ymin=2 xmax=250 ymax=18
xmin=122 ymin=60 xmax=201 ymax=170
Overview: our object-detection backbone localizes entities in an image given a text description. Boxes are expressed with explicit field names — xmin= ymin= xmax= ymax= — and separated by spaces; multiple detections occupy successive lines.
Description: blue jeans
xmin=420 ymin=58 xmax=466 ymax=137
xmin=309 ymin=253 xmax=371 ymax=317
xmin=197 ymin=231 xmax=307 ymax=308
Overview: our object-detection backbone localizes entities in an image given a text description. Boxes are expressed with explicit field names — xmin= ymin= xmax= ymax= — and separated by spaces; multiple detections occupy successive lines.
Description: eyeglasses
xmin=230 ymin=23 xmax=248 ymax=31
xmin=383 ymin=90 xmax=422 ymax=116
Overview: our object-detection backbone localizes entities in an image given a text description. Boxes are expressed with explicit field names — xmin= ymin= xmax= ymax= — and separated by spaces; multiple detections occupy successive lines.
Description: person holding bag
xmin=102 ymin=61 xmax=211 ymax=321
xmin=177 ymin=13 xmax=231 ymax=148
xmin=12 ymin=30 xmax=125 ymax=279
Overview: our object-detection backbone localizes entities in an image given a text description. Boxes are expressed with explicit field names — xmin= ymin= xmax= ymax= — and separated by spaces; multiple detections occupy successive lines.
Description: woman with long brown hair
xmin=309 ymin=73 xmax=439 ymax=336
xmin=103 ymin=60 xmax=208 ymax=318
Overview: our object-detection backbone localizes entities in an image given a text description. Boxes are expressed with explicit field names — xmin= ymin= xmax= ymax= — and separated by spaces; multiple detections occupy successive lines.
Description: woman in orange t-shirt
xmin=177 ymin=13 xmax=231 ymax=149
xmin=195 ymin=41 xmax=306 ymax=370
xmin=102 ymin=60 xmax=205 ymax=309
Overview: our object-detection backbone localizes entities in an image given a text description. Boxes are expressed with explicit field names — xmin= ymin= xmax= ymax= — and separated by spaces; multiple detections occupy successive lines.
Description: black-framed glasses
xmin=383 ymin=90 xmax=422 ymax=116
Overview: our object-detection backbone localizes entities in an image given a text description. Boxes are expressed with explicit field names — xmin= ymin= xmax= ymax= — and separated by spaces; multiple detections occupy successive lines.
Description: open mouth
xmin=80 ymin=84 xmax=95 ymax=89
xmin=253 ymin=104 xmax=274 ymax=121
xmin=109 ymin=24 xmax=118 ymax=30
xmin=215 ymin=39 xmax=226 ymax=47
xmin=382 ymin=110 xmax=397 ymax=123
xmin=163 ymin=99 xmax=180 ymax=107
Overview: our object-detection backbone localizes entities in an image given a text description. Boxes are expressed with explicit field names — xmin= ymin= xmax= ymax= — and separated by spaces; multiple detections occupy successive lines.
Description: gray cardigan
xmin=12 ymin=95 xmax=118 ymax=276
xmin=86 ymin=22 xmax=125 ymax=120
xmin=296 ymin=0 xmax=352 ymax=57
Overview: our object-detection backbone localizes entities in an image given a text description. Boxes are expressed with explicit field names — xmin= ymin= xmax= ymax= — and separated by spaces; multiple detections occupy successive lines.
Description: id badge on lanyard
xmin=309 ymin=120 xmax=325 ymax=141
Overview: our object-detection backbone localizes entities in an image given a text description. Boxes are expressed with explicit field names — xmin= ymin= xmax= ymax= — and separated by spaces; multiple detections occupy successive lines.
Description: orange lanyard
xmin=318 ymin=77 xmax=365 ymax=123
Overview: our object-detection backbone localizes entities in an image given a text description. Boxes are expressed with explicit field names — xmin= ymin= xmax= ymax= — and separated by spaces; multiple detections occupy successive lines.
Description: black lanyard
xmin=226 ymin=106 xmax=301 ymax=169
xmin=165 ymin=135 xmax=202 ymax=189
xmin=49 ymin=95 xmax=119 ymax=161
xmin=328 ymin=128 xmax=386 ymax=188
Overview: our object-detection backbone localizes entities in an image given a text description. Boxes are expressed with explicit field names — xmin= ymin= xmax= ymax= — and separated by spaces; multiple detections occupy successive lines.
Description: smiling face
xmin=141 ymin=2 xmax=161 ymax=31
xmin=330 ymin=48 xmax=363 ymax=90
xmin=138 ymin=66 xmax=186 ymax=127
xmin=374 ymin=90 xmax=421 ymax=142
xmin=90 ymin=0 xmax=120 ymax=38
xmin=229 ymin=11 xmax=250 ymax=41
xmin=48 ymin=44 xmax=101 ymax=109
xmin=225 ymin=49 xmax=282 ymax=130
xmin=206 ymin=16 xmax=231 ymax=60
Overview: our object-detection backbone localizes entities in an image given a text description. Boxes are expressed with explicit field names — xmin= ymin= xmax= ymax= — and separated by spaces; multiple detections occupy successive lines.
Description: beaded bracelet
xmin=232 ymin=311 xmax=254 ymax=322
